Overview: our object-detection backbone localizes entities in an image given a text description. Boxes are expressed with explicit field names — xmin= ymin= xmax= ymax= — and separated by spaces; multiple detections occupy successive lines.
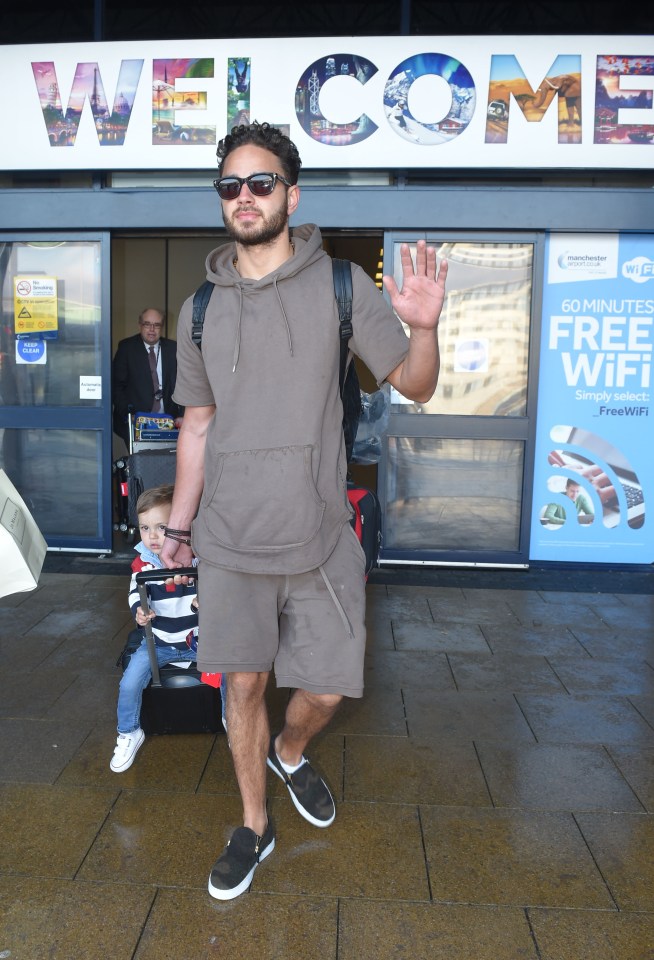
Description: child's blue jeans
xmin=117 ymin=639 xmax=197 ymax=734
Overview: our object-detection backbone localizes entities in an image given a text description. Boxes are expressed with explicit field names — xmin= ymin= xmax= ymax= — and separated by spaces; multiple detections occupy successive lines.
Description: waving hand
xmin=382 ymin=240 xmax=448 ymax=332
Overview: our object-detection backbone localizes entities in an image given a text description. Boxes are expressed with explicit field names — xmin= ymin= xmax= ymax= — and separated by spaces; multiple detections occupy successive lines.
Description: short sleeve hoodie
xmin=173 ymin=223 xmax=409 ymax=575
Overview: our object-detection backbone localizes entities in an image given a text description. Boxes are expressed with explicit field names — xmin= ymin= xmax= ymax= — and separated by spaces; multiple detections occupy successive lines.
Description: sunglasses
xmin=213 ymin=171 xmax=292 ymax=201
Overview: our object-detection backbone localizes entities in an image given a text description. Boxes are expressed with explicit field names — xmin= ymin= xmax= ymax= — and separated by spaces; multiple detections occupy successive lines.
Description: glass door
xmin=0 ymin=234 xmax=112 ymax=551
xmin=379 ymin=232 xmax=542 ymax=567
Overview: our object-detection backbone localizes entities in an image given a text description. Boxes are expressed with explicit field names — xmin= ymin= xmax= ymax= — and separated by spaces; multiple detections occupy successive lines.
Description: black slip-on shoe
xmin=266 ymin=735 xmax=335 ymax=828
xmin=207 ymin=820 xmax=275 ymax=901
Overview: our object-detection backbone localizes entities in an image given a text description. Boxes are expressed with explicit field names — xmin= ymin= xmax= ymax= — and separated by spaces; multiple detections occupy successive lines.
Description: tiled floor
xmin=1 ymin=561 xmax=653 ymax=959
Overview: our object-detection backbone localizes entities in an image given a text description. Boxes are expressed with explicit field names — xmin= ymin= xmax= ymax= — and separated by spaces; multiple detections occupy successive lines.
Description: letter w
xmin=32 ymin=60 xmax=143 ymax=147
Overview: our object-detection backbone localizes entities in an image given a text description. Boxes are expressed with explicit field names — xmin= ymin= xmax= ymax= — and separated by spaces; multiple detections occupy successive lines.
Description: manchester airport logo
xmin=548 ymin=234 xmax=619 ymax=284
xmin=557 ymin=251 xmax=609 ymax=271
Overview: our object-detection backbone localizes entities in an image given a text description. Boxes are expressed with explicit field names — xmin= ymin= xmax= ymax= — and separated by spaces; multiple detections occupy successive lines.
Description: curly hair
xmin=216 ymin=121 xmax=302 ymax=184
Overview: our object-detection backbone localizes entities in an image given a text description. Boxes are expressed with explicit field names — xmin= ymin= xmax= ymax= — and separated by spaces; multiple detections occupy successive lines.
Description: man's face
xmin=220 ymin=144 xmax=296 ymax=247
xmin=565 ymin=483 xmax=580 ymax=502
xmin=139 ymin=310 xmax=164 ymax=345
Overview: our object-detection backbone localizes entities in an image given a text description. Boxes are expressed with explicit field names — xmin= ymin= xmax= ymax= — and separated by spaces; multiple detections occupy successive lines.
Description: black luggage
xmin=119 ymin=567 xmax=224 ymax=735
xmin=347 ymin=483 xmax=382 ymax=577
xmin=334 ymin=259 xmax=383 ymax=576
xmin=113 ymin=446 xmax=178 ymax=537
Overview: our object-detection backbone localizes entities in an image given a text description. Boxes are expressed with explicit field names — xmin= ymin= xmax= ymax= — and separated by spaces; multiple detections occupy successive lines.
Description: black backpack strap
xmin=332 ymin=258 xmax=353 ymax=396
xmin=191 ymin=280 xmax=215 ymax=351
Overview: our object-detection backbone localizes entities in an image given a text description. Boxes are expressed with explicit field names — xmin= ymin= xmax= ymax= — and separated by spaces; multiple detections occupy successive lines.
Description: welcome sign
xmin=1 ymin=36 xmax=652 ymax=170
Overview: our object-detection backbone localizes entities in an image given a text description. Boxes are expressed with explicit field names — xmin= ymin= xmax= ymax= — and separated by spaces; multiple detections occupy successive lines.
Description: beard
xmin=223 ymin=199 xmax=289 ymax=247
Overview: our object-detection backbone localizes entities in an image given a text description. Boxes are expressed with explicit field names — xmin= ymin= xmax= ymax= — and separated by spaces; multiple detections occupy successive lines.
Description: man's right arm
xmin=160 ymin=403 xmax=216 ymax=568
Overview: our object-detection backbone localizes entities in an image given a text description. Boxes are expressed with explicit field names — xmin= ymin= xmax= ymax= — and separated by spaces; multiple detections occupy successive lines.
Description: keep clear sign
xmin=531 ymin=232 xmax=653 ymax=564
xmin=14 ymin=276 xmax=59 ymax=337
xmin=16 ymin=339 xmax=47 ymax=364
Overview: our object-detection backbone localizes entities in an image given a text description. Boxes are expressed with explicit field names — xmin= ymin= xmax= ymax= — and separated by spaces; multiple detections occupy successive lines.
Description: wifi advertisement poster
xmin=531 ymin=232 xmax=653 ymax=564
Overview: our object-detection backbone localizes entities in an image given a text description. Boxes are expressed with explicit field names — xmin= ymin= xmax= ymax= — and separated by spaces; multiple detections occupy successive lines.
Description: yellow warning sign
xmin=14 ymin=276 xmax=58 ymax=334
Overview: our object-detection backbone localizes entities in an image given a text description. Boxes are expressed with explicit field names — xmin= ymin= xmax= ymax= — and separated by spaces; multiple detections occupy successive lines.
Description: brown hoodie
xmin=173 ymin=223 xmax=409 ymax=574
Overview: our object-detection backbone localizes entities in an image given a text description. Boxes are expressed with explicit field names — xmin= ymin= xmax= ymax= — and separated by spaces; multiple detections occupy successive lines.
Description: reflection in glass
xmin=391 ymin=241 xmax=533 ymax=417
xmin=0 ymin=428 xmax=101 ymax=537
xmin=385 ymin=436 xmax=524 ymax=552
xmin=0 ymin=241 xmax=102 ymax=407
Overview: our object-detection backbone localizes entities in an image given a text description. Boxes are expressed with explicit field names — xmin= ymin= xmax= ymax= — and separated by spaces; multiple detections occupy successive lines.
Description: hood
xmin=203 ymin=223 xmax=328 ymax=373
xmin=205 ymin=222 xmax=325 ymax=287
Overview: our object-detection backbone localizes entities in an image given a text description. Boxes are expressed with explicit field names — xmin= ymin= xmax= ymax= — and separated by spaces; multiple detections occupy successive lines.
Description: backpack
xmin=190 ymin=257 xmax=381 ymax=574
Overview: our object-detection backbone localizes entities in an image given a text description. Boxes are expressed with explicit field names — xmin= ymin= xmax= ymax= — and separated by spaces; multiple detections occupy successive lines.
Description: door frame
xmin=0 ymin=231 xmax=113 ymax=551
xmin=377 ymin=228 xmax=545 ymax=567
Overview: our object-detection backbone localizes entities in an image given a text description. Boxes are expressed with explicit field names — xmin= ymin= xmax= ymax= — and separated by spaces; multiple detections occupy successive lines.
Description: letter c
xmin=294 ymin=53 xmax=378 ymax=145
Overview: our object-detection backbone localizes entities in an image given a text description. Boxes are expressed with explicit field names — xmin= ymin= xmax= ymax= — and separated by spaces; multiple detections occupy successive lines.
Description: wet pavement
xmin=1 ymin=554 xmax=653 ymax=959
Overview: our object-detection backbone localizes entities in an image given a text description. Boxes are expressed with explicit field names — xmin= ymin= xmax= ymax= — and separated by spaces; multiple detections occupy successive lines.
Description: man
xmin=112 ymin=307 xmax=183 ymax=448
xmin=160 ymin=121 xmax=448 ymax=900
xmin=543 ymin=478 xmax=594 ymax=525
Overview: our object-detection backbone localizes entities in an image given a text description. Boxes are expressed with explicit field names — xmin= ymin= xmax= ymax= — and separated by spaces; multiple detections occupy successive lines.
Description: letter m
xmin=485 ymin=54 xmax=581 ymax=144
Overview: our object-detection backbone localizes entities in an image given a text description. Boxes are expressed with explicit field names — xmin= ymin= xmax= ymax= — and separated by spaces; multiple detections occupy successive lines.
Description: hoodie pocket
xmin=202 ymin=445 xmax=325 ymax=552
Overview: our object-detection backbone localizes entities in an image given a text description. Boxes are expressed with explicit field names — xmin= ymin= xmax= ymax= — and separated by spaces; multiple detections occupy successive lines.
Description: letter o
xmin=384 ymin=53 xmax=476 ymax=144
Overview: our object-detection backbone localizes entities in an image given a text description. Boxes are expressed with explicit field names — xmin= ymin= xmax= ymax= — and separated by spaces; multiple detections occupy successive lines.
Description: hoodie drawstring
xmin=274 ymin=277 xmax=294 ymax=359
xmin=232 ymin=285 xmax=244 ymax=373
xmin=231 ymin=277 xmax=294 ymax=374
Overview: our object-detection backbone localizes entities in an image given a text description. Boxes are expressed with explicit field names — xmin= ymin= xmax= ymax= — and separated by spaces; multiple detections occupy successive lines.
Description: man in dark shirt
xmin=112 ymin=307 xmax=183 ymax=448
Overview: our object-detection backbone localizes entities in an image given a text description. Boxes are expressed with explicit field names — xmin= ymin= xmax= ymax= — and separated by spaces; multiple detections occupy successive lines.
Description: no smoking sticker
xmin=13 ymin=276 xmax=58 ymax=335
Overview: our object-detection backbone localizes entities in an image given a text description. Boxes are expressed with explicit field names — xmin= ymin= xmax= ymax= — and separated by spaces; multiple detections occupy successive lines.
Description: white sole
xmin=207 ymin=836 xmax=275 ymax=901
xmin=266 ymin=755 xmax=336 ymax=828
xmin=109 ymin=729 xmax=145 ymax=772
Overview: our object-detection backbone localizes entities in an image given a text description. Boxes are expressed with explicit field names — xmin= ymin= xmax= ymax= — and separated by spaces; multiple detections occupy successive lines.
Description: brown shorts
xmin=196 ymin=522 xmax=366 ymax=698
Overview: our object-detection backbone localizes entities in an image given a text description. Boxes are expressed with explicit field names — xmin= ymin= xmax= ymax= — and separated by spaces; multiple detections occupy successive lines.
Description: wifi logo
xmin=622 ymin=256 xmax=654 ymax=284
xmin=543 ymin=425 xmax=645 ymax=531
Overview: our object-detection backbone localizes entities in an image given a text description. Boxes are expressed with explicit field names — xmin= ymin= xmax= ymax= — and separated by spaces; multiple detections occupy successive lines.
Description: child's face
xmin=138 ymin=503 xmax=171 ymax=555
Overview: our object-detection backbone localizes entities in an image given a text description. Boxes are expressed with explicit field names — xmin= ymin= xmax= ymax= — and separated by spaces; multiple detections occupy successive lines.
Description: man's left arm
xmin=383 ymin=240 xmax=448 ymax=403
xmin=577 ymin=491 xmax=595 ymax=517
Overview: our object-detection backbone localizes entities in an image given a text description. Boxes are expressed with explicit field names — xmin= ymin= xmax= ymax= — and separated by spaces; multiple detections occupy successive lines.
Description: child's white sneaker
xmin=110 ymin=728 xmax=145 ymax=772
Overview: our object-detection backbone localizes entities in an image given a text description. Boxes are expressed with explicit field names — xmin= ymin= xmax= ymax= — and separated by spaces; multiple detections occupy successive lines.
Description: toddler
xmin=110 ymin=484 xmax=198 ymax=772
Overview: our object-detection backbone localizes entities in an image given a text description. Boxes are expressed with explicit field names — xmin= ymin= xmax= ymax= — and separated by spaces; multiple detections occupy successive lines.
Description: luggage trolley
xmin=113 ymin=412 xmax=179 ymax=539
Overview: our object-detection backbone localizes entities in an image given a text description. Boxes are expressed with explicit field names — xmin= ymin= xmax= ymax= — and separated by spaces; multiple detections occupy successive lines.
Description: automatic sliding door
xmin=0 ymin=235 xmax=111 ymax=551
xmin=379 ymin=234 xmax=539 ymax=566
